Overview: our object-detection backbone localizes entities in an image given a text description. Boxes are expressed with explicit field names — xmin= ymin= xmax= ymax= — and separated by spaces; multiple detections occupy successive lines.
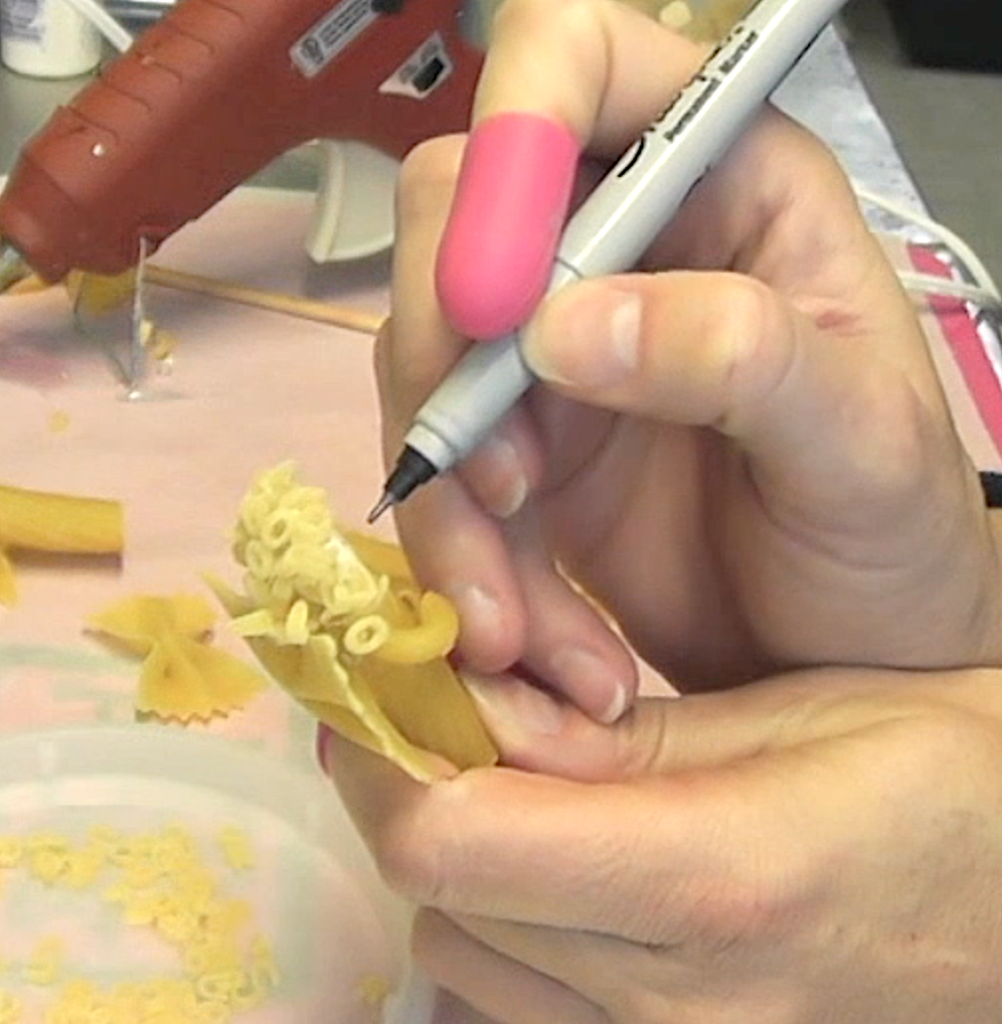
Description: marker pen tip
xmin=366 ymin=492 xmax=394 ymax=524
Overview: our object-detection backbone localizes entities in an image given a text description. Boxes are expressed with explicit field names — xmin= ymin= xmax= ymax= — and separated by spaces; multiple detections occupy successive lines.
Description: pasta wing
xmin=89 ymin=593 xmax=268 ymax=722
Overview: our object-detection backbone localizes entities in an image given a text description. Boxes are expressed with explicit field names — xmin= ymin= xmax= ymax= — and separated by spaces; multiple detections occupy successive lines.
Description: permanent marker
xmin=369 ymin=0 xmax=850 ymax=523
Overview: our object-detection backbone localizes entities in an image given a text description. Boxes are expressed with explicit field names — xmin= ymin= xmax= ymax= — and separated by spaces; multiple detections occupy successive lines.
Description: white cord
xmin=896 ymin=272 xmax=1002 ymax=312
xmin=60 ymin=0 xmax=133 ymax=53
xmin=853 ymin=185 xmax=1002 ymax=310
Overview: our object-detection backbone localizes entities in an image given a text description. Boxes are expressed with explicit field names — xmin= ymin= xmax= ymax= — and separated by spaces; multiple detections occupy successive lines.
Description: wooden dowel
xmin=146 ymin=264 xmax=385 ymax=336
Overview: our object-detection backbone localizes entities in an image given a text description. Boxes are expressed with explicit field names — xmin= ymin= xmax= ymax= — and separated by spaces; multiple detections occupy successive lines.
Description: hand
xmin=378 ymin=0 xmax=1002 ymax=716
xmin=325 ymin=666 xmax=1002 ymax=1024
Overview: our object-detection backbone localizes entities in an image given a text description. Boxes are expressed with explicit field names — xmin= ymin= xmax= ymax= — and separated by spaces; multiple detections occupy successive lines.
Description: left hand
xmin=326 ymin=667 xmax=1002 ymax=1024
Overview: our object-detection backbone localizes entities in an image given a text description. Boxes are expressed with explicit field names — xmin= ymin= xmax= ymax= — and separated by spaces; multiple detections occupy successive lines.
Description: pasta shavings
xmin=0 ymin=989 xmax=21 ymax=1024
xmin=0 ymin=482 xmax=124 ymax=607
xmin=23 ymin=937 xmax=64 ymax=987
xmin=208 ymin=462 xmax=497 ymax=782
xmin=0 ymin=824 xmax=282 ymax=1022
xmin=87 ymin=595 xmax=267 ymax=722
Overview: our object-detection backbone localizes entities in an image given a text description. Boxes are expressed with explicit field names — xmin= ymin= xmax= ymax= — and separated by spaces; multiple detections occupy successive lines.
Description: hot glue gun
xmin=0 ymin=0 xmax=483 ymax=288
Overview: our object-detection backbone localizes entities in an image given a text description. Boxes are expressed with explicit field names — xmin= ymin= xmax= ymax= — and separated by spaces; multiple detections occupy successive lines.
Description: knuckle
xmin=893 ymin=706 xmax=999 ymax=777
xmin=611 ymin=987 xmax=675 ymax=1024
xmin=674 ymin=844 xmax=815 ymax=956
xmin=492 ymin=0 xmax=602 ymax=41
xmin=395 ymin=136 xmax=465 ymax=224
xmin=686 ymin=876 xmax=798 ymax=949
xmin=371 ymin=317 xmax=392 ymax=389
xmin=375 ymin=818 xmax=449 ymax=906
xmin=836 ymin=368 xmax=937 ymax=500
xmin=373 ymin=778 xmax=481 ymax=910
xmin=707 ymin=274 xmax=787 ymax=431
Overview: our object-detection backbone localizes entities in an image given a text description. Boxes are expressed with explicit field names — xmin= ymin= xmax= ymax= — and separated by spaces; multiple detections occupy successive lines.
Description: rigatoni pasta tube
xmin=0 ymin=483 xmax=123 ymax=554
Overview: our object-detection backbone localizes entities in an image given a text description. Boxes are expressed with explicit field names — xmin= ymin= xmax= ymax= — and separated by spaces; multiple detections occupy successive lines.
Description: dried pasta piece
xmin=0 ymin=988 xmax=20 ymax=1024
xmin=0 ymin=836 xmax=23 ymax=868
xmin=617 ymin=0 xmax=753 ymax=41
xmin=356 ymin=972 xmax=392 ymax=1009
xmin=23 ymin=936 xmax=64 ymax=986
xmin=3 ymin=271 xmax=46 ymax=296
xmin=65 ymin=269 xmax=137 ymax=318
xmin=48 ymin=411 xmax=71 ymax=434
xmin=208 ymin=462 xmax=497 ymax=782
xmin=87 ymin=594 xmax=267 ymax=722
xmin=217 ymin=827 xmax=254 ymax=872
xmin=2 ymin=824 xmax=278 ymax=1020
xmin=375 ymin=591 xmax=460 ymax=665
xmin=0 ymin=482 xmax=124 ymax=607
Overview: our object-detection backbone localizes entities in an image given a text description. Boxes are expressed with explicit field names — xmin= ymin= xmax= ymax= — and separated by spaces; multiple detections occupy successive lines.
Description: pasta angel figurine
xmin=208 ymin=463 xmax=498 ymax=782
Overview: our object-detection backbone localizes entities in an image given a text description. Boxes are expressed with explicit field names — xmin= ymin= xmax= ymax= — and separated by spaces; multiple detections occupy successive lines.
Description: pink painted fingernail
xmin=315 ymin=723 xmax=333 ymax=775
xmin=436 ymin=113 xmax=580 ymax=341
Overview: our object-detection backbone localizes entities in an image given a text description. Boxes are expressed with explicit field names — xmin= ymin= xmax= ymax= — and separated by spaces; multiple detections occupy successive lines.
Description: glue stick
xmin=1 ymin=0 xmax=102 ymax=77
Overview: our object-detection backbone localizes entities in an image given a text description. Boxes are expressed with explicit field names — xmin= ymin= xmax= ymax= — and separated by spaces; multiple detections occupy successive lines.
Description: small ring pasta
xmin=343 ymin=615 xmax=389 ymax=656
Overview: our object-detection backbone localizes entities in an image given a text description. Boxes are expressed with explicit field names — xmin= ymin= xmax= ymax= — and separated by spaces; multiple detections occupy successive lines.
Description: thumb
xmin=520 ymin=272 xmax=931 ymax=518
xmin=464 ymin=667 xmax=899 ymax=781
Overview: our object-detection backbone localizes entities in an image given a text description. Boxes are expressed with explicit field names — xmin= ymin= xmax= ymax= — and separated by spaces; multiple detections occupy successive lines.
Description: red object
xmin=909 ymin=243 xmax=1002 ymax=461
xmin=0 ymin=0 xmax=482 ymax=282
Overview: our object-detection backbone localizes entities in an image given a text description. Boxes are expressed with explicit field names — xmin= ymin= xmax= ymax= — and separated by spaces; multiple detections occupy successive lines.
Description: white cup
xmin=1 ymin=0 xmax=102 ymax=78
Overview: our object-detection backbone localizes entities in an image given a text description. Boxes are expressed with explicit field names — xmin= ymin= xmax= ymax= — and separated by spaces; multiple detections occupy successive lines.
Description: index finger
xmin=436 ymin=0 xmax=709 ymax=339
xmin=475 ymin=0 xmax=708 ymax=153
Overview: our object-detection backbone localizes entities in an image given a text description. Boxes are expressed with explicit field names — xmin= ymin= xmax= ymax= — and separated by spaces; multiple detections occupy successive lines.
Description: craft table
xmin=1 ymin=24 xmax=1000 ymax=1024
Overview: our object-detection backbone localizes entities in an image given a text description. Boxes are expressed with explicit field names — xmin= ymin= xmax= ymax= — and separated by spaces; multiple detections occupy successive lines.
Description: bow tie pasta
xmin=207 ymin=463 xmax=497 ymax=782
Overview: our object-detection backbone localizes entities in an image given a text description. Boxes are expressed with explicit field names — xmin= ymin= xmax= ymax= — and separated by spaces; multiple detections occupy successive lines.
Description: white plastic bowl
xmin=0 ymin=724 xmax=434 ymax=1024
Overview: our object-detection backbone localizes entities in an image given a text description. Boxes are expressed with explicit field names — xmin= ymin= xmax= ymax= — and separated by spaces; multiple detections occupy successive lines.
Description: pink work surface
xmin=0 ymin=186 xmax=493 ymax=1024
xmin=0 ymin=187 xmax=391 ymax=761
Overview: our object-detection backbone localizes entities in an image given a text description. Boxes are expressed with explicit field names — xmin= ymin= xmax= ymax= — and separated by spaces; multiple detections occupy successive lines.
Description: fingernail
xmin=464 ymin=674 xmax=565 ymax=741
xmin=476 ymin=435 xmax=528 ymax=518
xmin=436 ymin=113 xmax=580 ymax=340
xmin=550 ymin=646 xmax=629 ymax=724
xmin=522 ymin=284 xmax=642 ymax=389
xmin=450 ymin=583 xmax=503 ymax=647
xmin=600 ymin=681 xmax=629 ymax=725
xmin=315 ymin=723 xmax=333 ymax=775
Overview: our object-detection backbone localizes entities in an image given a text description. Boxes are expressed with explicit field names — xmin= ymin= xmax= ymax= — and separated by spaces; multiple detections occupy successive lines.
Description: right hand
xmin=377 ymin=0 xmax=1002 ymax=716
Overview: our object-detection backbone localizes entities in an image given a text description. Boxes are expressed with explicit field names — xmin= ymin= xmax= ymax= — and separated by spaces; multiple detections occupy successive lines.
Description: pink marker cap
xmin=435 ymin=112 xmax=580 ymax=341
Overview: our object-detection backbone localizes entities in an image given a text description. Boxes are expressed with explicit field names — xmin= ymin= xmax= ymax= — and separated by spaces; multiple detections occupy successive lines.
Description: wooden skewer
xmin=145 ymin=264 xmax=385 ymax=336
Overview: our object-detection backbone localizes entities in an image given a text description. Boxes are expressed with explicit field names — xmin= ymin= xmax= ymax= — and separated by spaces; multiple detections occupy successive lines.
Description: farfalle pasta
xmin=208 ymin=463 xmax=497 ymax=782
xmin=87 ymin=594 xmax=268 ymax=722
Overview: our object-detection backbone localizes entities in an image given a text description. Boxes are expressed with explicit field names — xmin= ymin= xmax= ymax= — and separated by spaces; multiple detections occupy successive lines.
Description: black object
xmin=981 ymin=472 xmax=1002 ymax=509
xmin=884 ymin=0 xmax=1002 ymax=71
